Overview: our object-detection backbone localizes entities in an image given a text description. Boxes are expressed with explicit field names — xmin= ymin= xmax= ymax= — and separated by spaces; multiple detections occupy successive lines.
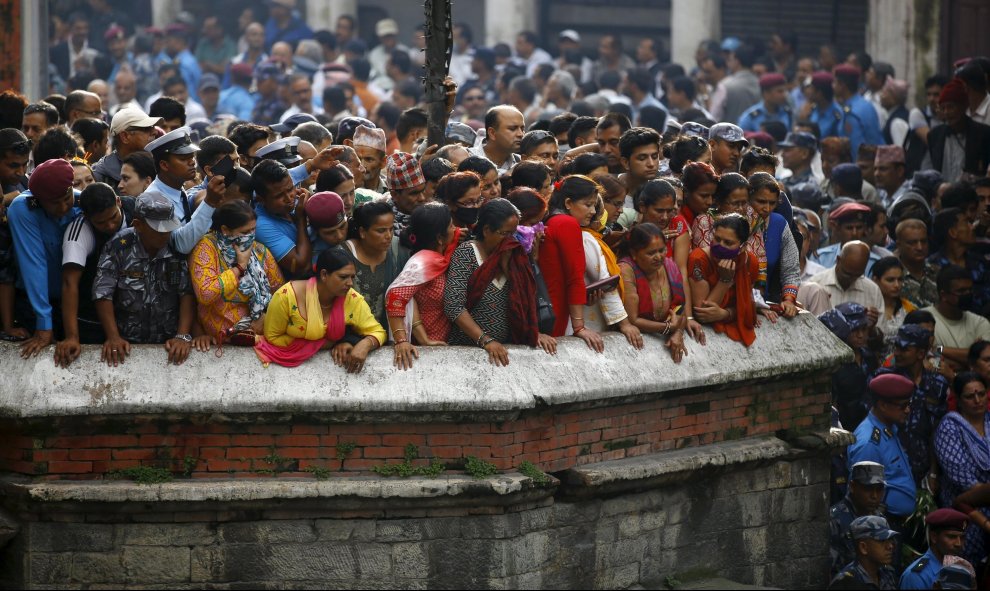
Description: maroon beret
xmin=833 ymin=64 xmax=862 ymax=80
xmin=925 ymin=508 xmax=969 ymax=531
xmin=104 ymin=26 xmax=125 ymax=42
xmin=230 ymin=63 xmax=255 ymax=79
xmin=28 ymin=159 xmax=74 ymax=203
xmin=759 ymin=73 xmax=787 ymax=90
xmin=940 ymin=78 xmax=969 ymax=106
xmin=305 ymin=192 xmax=346 ymax=229
xmin=809 ymin=71 xmax=834 ymax=89
xmin=868 ymin=373 xmax=914 ymax=400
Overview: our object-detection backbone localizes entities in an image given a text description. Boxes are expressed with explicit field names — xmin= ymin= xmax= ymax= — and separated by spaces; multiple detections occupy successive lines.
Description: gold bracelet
xmin=411 ymin=320 xmax=424 ymax=328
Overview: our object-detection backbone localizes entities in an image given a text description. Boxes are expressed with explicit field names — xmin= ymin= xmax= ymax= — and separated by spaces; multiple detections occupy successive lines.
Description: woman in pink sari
xmin=385 ymin=203 xmax=460 ymax=369
xmin=255 ymin=249 xmax=386 ymax=373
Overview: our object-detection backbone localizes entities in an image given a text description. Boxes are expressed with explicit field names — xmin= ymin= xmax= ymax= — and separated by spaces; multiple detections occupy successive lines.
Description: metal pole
xmin=423 ymin=0 xmax=452 ymax=149
xmin=21 ymin=0 xmax=49 ymax=100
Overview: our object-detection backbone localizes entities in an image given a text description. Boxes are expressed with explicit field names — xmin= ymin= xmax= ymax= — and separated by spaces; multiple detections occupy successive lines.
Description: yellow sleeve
xmin=264 ymin=284 xmax=295 ymax=347
xmin=344 ymin=289 xmax=387 ymax=346
xmin=189 ymin=238 xmax=241 ymax=304
xmin=258 ymin=244 xmax=285 ymax=290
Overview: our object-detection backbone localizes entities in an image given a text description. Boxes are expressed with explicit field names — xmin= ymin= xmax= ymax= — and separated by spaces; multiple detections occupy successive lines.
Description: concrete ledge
xmin=0 ymin=312 xmax=850 ymax=419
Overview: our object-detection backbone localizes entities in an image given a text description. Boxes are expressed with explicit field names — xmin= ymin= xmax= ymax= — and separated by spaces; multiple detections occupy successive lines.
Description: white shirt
xmin=523 ymin=48 xmax=554 ymax=78
xmin=968 ymin=94 xmax=990 ymax=126
xmin=923 ymin=306 xmax=990 ymax=350
xmin=807 ymin=266 xmax=885 ymax=314
xmin=574 ymin=232 xmax=627 ymax=334
xmin=62 ymin=215 xmax=99 ymax=268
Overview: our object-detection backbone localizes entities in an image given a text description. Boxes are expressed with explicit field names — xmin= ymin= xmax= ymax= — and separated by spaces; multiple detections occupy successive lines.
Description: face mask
xmin=710 ymin=243 xmax=740 ymax=260
xmin=453 ymin=206 xmax=480 ymax=226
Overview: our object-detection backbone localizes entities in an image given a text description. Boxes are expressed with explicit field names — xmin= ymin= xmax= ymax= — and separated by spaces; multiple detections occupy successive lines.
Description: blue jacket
xmin=838 ymin=94 xmax=884 ymax=156
xmin=7 ymin=191 xmax=81 ymax=330
xmin=847 ymin=412 xmax=916 ymax=517
xmin=737 ymin=101 xmax=792 ymax=133
xmin=899 ymin=549 xmax=940 ymax=590
xmin=218 ymin=86 xmax=258 ymax=121
xmin=264 ymin=16 xmax=313 ymax=52
xmin=810 ymin=102 xmax=844 ymax=139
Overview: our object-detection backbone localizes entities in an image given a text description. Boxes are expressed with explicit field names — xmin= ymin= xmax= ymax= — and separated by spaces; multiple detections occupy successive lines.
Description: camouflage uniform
xmin=829 ymin=497 xmax=885 ymax=576
xmin=900 ymin=262 xmax=939 ymax=309
xmin=92 ymin=228 xmax=192 ymax=343
xmin=828 ymin=561 xmax=898 ymax=590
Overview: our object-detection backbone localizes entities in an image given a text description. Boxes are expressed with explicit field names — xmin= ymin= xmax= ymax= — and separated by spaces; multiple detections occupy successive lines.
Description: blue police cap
xmin=818 ymin=309 xmax=851 ymax=341
xmin=938 ymin=564 xmax=976 ymax=590
xmin=895 ymin=324 xmax=931 ymax=350
xmin=834 ymin=302 xmax=868 ymax=331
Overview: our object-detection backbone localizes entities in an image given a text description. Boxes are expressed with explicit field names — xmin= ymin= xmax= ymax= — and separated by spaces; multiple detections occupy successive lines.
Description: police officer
xmin=802 ymin=71 xmax=843 ymax=139
xmin=813 ymin=202 xmax=880 ymax=272
xmin=846 ymin=374 xmax=917 ymax=533
xmin=899 ymin=508 xmax=968 ymax=589
xmin=93 ymin=192 xmax=196 ymax=367
xmin=832 ymin=65 xmax=884 ymax=157
xmin=780 ymin=131 xmax=818 ymax=192
xmin=256 ymin=136 xmax=304 ymax=168
xmin=829 ymin=461 xmax=887 ymax=576
xmin=828 ymin=515 xmax=899 ymax=589
xmin=737 ymin=73 xmax=792 ymax=133
xmin=887 ymin=324 xmax=949 ymax=487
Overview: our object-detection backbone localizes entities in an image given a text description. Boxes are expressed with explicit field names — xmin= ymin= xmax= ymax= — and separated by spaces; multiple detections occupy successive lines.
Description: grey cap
xmin=779 ymin=131 xmax=819 ymax=152
xmin=145 ymin=126 xmax=199 ymax=156
xmin=680 ymin=121 xmax=710 ymax=140
xmin=709 ymin=122 xmax=747 ymax=145
xmin=445 ymin=121 xmax=477 ymax=147
xmin=256 ymin=136 xmax=302 ymax=166
xmin=849 ymin=515 xmax=898 ymax=541
xmin=850 ymin=461 xmax=886 ymax=486
xmin=135 ymin=191 xmax=183 ymax=232
xmin=199 ymin=73 xmax=221 ymax=91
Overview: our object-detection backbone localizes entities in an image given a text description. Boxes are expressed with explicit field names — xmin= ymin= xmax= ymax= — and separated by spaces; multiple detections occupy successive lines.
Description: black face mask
xmin=453 ymin=206 xmax=480 ymax=226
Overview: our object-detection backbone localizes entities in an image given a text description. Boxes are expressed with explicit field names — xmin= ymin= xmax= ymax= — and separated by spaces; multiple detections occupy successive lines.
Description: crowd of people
xmin=1 ymin=0 xmax=989 ymax=586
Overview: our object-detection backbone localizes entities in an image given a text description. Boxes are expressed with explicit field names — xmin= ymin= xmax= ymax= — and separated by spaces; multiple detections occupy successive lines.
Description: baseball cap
xmin=28 ymin=159 xmax=74 ymax=203
xmin=199 ymin=74 xmax=221 ymax=92
xmin=818 ymin=309 xmax=851 ymax=341
xmin=110 ymin=108 xmax=164 ymax=137
xmin=778 ymin=131 xmax=818 ymax=152
xmin=680 ymin=121 xmax=710 ymax=140
xmin=895 ymin=324 xmax=932 ymax=350
xmin=850 ymin=461 xmax=886 ymax=486
xmin=834 ymin=302 xmax=868 ymax=331
xmin=271 ymin=113 xmax=319 ymax=135
xmin=134 ymin=191 xmax=183 ymax=232
xmin=145 ymin=126 xmax=199 ymax=156
xmin=710 ymin=122 xmax=747 ymax=145
xmin=559 ymin=29 xmax=580 ymax=43
xmin=305 ymin=192 xmax=346 ymax=229
xmin=376 ymin=19 xmax=399 ymax=37
xmin=849 ymin=515 xmax=898 ymax=541
xmin=256 ymin=136 xmax=302 ymax=166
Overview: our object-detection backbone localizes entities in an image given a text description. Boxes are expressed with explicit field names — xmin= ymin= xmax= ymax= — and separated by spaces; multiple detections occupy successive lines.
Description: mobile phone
xmin=586 ymin=275 xmax=620 ymax=297
xmin=211 ymin=155 xmax=236 ymax=187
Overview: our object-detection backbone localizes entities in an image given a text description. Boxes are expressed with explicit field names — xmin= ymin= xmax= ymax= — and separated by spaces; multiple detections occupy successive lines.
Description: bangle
xmin=393 ymin=327 xmax=407 ymax=335
xmin=476 ymin=332 xmax=488 ymax=347
xmin=394 ymin=337 xmax=408 ymax=345
xmin=574 ymin=326 xmax=588 ymax=336
xmin=480 ymin=335 xmax=496 ymax=348
xmin=412 ymin=320 xmax=424 ymax=329
xmin=232 ymin=263 xmax=244 ymax=275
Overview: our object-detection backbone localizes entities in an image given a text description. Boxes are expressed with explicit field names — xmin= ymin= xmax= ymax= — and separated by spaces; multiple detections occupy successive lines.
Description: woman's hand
xmin=686 ymin=319 xmax=706 ymax=345
xmin=715 ymin=258 xmax=736 ymax=283
xmin=576 ymin=327 xmax=605 ymax=353
xmin=331 ymin=342 xmax=353 ymax=366
xmin=192 ymin=334 xmax=214 ymax=352
xmin=346 ymin=338 xmax=373 ymax=373
xmin=757 ymin=307 xmax=779 ymax=325
xmin=483 ymin=340 xmax=510 ymax=366
xmin=393 ymin=341 xmax=418 ymax=370
xmin=617 ymin=319 xmax=643 ymax=349
xmin=234 ymin=243 xmax=251 ymax=269
xmin=250 ymin=317 xmax=266 ymax=334
xmin=780 ymin=300 xmax=798 ymax=318
xmin=537 ymin=333 xmax=557 ymax=355
xmin=693 ymin=300 xmax=726 ymax=324
xmin=666 ymin=330 xmax=687 ymax=363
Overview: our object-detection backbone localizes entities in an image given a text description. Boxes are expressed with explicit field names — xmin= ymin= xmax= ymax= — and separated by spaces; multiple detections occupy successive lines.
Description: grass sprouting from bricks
xmin=108 ymin=466 xmax=173 ymax=484
xmin=335 ymin=441 xmax=356 ymax=461
xmin=304 ymin=465 xmax=332 ymax=480
xmin=371 ymin=444 xmax=446 ymax=478
xmin=518 ymin=460 xmax=550 ymax=484
xmin=463 ymin=455 xmax=498 ymax=479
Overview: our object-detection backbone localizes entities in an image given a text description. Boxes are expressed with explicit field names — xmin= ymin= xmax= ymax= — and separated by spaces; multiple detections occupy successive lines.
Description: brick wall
xmin=0 ymin=374 xmax=831 ymax=481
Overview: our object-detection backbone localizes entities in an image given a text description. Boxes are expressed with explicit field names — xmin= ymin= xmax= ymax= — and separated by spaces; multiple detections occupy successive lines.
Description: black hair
xmin=607 ymin=103 xmax=634 ymax=124
xmin=904 ymin=309 xmax=936 ymax=328
xmin=925 ymin=74 xmax=950 ymax=89
xmin=568 ymin=116 xmax=599 ymax=148
xmin=375 ymin=102 xmax=402 ymax=130
xmin=870 ymin=255 xmax=904 ymax=279
xmin=666 ymin=136 xmax=709 ymax=174
xmin=528 ymin=119 xmax=551 ymax=132
xmin=347 ymin=199 xmax=394 ymax=240
xmin=210 ymin=199 xmax=256 ymax=232
xmin=626 ymin=68 xmax=655 ymax=96
xmin=323 ymin=86 xmax=348 ymax=113
xmin=314 ymin=30 xmax=337 ymax=51
xmin=396 ymin=108 xmax=428 ymax=143
xmin=637 ymin=179 xmax=676 ymax=211
xmin=937 ymin=263 xmax=973 ymax=295
xmin=315 ymin=164 xmax=353 ymax=192
xmin=548 ymin=175 xmax=599 ymax=212
xmin=618 ymin=127 xmax=661 ymax=160
xmin=703 ymin=52 xmax=727 ymax=70
xmin=549 ymin=112 xmax=577 ymax=140
xmin=714 ymin=172 xmax=749 ymax=205
xmin=0 ymin=129 xmax=31 ymax=159
xmin=519 ymin=130 xmax=557 ymax=157
xmin=731 ymin=43 xmax=757 ymax=68
xmin=623 ymin=222 xmax=665 ymax=257
xmin=871 ymin=62 xmax=895 ymax=82
xmin=533 ymin=63 xmax=556 ymax=83
xmin=388 ymin=49 xmax=413 ymax=76
xmin=596 ymin=112 xmax=632 ymax=136
xmin=571 ymin=153 xmax=608 ymax=176
xmin=932 ymin=207 xmax=965 ymax=251
xmin=196 ymin=135 xmax=237 ymax=171
xmin=42 ymin=95 xmax=66 ymax=124
xmin=714 ymin=212 xmax=751 ymax=243
xmin=250 ymin=159 xmax=290 ymax=199
xmin=149 ymin=96 xmax=186 ymax=125
xmin=351 ymin=58 xmax=372 ymax=82
xmin=953 ymin=371 xmax=987 ymax=398
xmin=121 ymin=150 xmax=156 ymax=180
xmin=435 ymin=171 xmax=481 ymax=206
xmin=669 ymin=75 xmax=697 ymax=102
xmin=395 ymin=79 xmax=424 ymax=104
xmin=23 ymin=102 xmax=60 ymax=126
xmin=747 ymin=172 xmax=780 ymax=198
xmin=569 ymin=100 xmax=594 ymax=117
xmin=457 ymin=155 xmax=496 ymax=177
xmin=400 ymin=202 xmax=452 ymax=253
xmin=638 ymin=106 xmax=667 ymax=135
xmin=508 ymin=161 xmax=551 ymax=194
xmin=79 ymin=182 xmax=117 ymax=217
xmin=505 ymin=187 xmax=548 ymax=222
xmin=941 ymin=182 xmax=979 ymax=211
xmin=228 ymin=123 xmax=271 ymax=158
xmin=454 ymin=22 xmax=473 ymax=44
xmin=472 ymin=198 xmax=521 ymax=240
xmin=740 ymin=146 xmax=779 ymax=175
xmin=34 ymin=127 xmax=79 ymax=165
xmin=162 ymin=76 xmax=188 ymax=93
xmin=968 ymin=340 xmax=990 ymax=368
xmin=422 ymin=157 xmax=455 ymax=183
xmin=314 ymin=247 xmax=354 ymax=276
xmin=599 ymin=70 xmax=622 ymax=91
xmin=230 ymin=166 xmax=252 ymax=197
xmin=70 ymin=117 xmax=109 ymax=149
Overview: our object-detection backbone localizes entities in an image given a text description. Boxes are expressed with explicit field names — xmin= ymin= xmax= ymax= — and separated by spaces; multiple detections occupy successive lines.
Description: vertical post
xmin=670 ymin=0 xmax=720 ymax=70
xmin=424 ymin=0 xmax=452 ymax=149
xmin=21 ymin=0 xmax=47 ymax=100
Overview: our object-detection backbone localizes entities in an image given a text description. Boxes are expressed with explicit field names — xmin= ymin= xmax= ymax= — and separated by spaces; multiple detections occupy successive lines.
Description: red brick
xmin=107 ymin=460 xmax=142 ymax=470
xmin=276 ymin=446 xmax=321 ymax=459
xmin=274 ymin=435 xmax=320 ymax=447
xmin=424 ymin=446 xmax=464 ymax=459
xmin=427 ymin=434 xmax=472 ymax=446
xmin=112 ymin=449 xmax=157 ymax=461
xmin=382 ymin=434 xmax=426 ymax=447
xmin=4 ymin=460 xmax=40 ymax=474
xmin=226 ymin=447 xmax=272 ymax=459
xmin=290 ymin=425 xmax=328 ymax=435
xmin=230 ymin=435 xmax=275 ymax=446
xmin=330 ymin=434 xmax=380 ymax=447
xmin=139 ymin=435 xmax=178 ymax=447
xmin=90 ymin=435 xmax=139 ymax=448
xmin=32 ymin=449 xmax=69 ymax=462
xmin=207 ymin=459 xmax=251 ymax=472
xmin=252 ymin=425 xmax=292 ymax=434
xmin=49 ymin=461 xmax=93 ymax=473
xmin=670 ymin=415 xmax=697 ymax=429
xmin=362 ymin=446 xmax=407 ymax=459
xmin=197 ymin=447 xmax=226 ymax=459
xmin=342 ymin=459 xmax=380 ymax=471
xmin=70 ymin=449 xmax=111 ymax=461
xmin=494 ymin=443 xmax=523 ymax=458
xmin=46 ymin=436 xmax=93 ymax=449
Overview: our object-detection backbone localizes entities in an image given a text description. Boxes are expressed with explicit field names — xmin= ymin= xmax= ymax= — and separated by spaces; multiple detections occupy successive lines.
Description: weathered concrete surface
xmin=0 ymin=312 xmax=849 ymax=418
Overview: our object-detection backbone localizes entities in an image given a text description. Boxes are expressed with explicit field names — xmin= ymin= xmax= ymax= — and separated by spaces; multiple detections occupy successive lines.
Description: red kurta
xmin=538 ymin=214 xmax=588 ymax=337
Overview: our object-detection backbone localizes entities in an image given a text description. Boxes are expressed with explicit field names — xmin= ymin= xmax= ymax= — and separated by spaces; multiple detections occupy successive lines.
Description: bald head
xmin=271 ymin=42 xmax=294 ymax=69
xmin=836 ymin=240 xmax=870 ymax=287
xmin=114 ymin=69 xmax=137 ymax=104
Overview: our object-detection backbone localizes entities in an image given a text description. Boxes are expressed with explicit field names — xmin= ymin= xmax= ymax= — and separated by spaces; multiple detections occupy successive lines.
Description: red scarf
xmin=466 ymin=238 xmax=539 ymax=346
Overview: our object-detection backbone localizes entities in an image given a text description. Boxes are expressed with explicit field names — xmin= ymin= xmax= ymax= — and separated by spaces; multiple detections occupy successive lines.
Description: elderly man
xmin=92 ymin=108 xmax=162 ymax=187
xmin=470 ymin=105 xmax=524 ymax=174
xmin=64 ymin=90 xmax=103 ymax=128
xmin=809 ymin=240 xmax=885 ymax=316
xmin=385 ymin=152 xmax=428 ymax=234
xmin=110 ymin=68 xmax=141 ymax=116
xmin=880 ymin=78 xmax=910 ymax=146
xmin=352 ymin=125 xmax=388 ymax=194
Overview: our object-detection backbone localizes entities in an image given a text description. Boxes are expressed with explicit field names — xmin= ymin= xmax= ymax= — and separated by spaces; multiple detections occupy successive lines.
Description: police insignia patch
xmin=912 ymin=558 xmax=927 ymax=572
xmin=871 ymin=427 xmax=881 ymax=444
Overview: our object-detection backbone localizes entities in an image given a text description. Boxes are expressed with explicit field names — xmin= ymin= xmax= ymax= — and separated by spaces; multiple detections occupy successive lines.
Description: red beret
xmin=940 ymin=78 xmax=969 ymax=106
xmin=759 ymin=73 xmax=787 ymax=90
xmin=810 ymin=71 xmax=834 ymax=88
xmin=828 ymin=201 xmax=870 ymax=222
xmin=744 ymin=131 xmax=775 ymax=150
xmin=230 ymin=63 xmax=254 ymax=79
xmin=104 ymin=26 xmax=125 ymax=42
xmin=868 ymin=373 xmax=914 ymax=400
xmin=28 ymin=159 xmax=74 ymax=203
xmin=925 ymin=508 xmax=969 ymax=531
xmin=833 ymin=64 xmax=862 ymax=80
xmin=305 ymin=192 xmax=346 ymax=229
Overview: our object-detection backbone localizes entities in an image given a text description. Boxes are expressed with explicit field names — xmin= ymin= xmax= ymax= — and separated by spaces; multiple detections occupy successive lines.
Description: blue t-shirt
xmin=255 ymin=205 xmax=296 ymax=262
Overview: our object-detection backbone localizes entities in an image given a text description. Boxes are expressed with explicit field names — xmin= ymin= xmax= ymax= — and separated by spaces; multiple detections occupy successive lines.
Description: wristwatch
xmin=175 ymin=333 xmax=193 ymax=342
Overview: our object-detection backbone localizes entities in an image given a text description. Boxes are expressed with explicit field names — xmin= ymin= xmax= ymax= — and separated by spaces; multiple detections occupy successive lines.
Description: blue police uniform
xmin=837 ymin=94 xmax=884 ymax=156
xmin=737 ymin=101 xmax=793 ymax=133
xmin=218 ymin=85 xmax=258 ymax=122
xmin=810 ymin=102 xmax=844 ymax=139
xmin=898 ymin=548 xmax=940 ymax=590
xmin=847 ymin=413 xmax=916 ymax=518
